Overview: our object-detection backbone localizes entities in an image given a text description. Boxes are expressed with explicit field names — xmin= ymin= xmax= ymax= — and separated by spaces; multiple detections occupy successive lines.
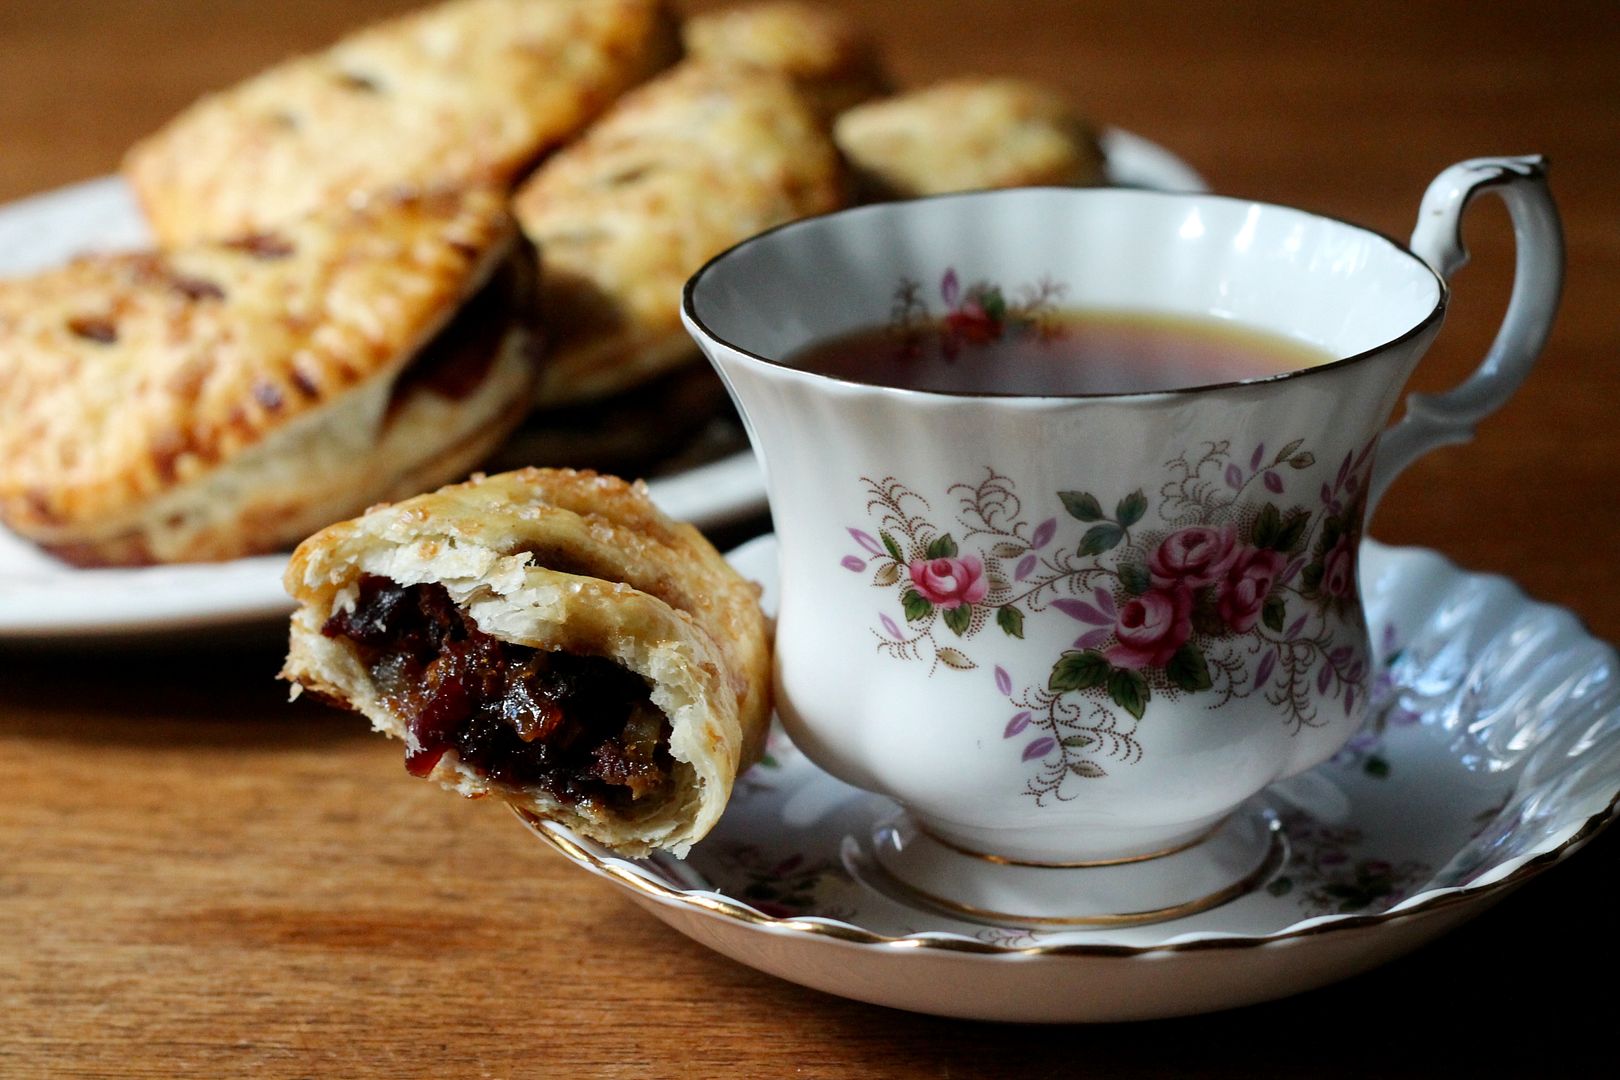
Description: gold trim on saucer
xmin=913 ymin=815 xmax=1229 ymax=869
xmin=517 ymin=785 xmax=1620 ymax=959
xmin=868 ymin=823 xmax=1284 ymax=928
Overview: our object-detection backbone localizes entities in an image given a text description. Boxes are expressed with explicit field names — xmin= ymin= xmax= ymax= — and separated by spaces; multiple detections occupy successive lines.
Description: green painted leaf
xmin=941 ymin=603 xmax=973 ymax=636
xmin=1320 ymin=518 xmax=1344 ymax=550
xmin=1276 ymin=509 xmax=1311 ymax=553
xmin=1079 ymin=523 xmax=1124 ymax=556
xmin=1108 ymin=668 xmax=1149 ymax=719
xmin=1252 ymin=503 xmax=1282 ymax=549
xmin=925 ymin=533 xmax=958 ymax=559
xmin=1192 ymin=588 xmax=1225 ymax=636
xmin=1059 ymin=491 xmax=1104 ymax=522
xmin=1266 ymin=876 xmax=1294 ymax=897
xmin=937 ymin=646 xmax=975 ymax=670
xmin=1262 ymin=596 xmax=1287 ymax=633
xmin=901 ymin=588 xmax=932 ymax=622
xmin=990 ymin=542 xmax=1025 ymax=558
xmin=1061 ymin=734 xmax=1094 ymax=748
xmin=1070 ymin=760 xmax=1107 ymax=778
xmin=981 ymin=287 xmax=1007 ymax=321
xmin=1364 ymin=756 xmax=1391 ymax=779
xmin=1115 ymin=489 xmax=1148 ymax=529
xmin=880 ymin=530 xmax=903 ymax=562
xmin=1165 ymin=643 xmax=1213 ymax=692
xmin=1049 ymin=650 xmax=1111 ymax=693
xmin=1289 ymin=451 xmax=1316 ymax=470
xmin=1274 ymin=438 xmax=1305 ymax=465
xmin=1119 ymin=561 xmax=1152 ymax=595
xmin=873 ymin=563 xmax=901 ymax=586
xmin=1301 ymin=563 xmax=1324 ymax=592
xmin=996 ymin=605 xmax=1025 ymax=639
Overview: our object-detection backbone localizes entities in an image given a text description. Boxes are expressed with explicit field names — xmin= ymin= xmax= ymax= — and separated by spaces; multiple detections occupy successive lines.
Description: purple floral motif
xmin=1331 ymin=624 xmax=1421 ymax=778
xmin=889 ymin=267 xmax=1068 ymax=359
xmin=845 ymin=436 xmax=1377 ymax=803
xmin=715 ymin=844 xmax=850 ymax=920
xmin=1269 ymin=812 xmax=1430 ymax=915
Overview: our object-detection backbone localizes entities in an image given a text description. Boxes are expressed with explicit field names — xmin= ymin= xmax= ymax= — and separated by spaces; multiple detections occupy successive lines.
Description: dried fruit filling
xmin=323 ymin=575 xmax=673 ymax=808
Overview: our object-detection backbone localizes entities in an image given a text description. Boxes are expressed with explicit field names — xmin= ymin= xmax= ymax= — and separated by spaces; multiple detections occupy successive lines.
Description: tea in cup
xmin=683 ymin=157 xmax=1562 ymax=924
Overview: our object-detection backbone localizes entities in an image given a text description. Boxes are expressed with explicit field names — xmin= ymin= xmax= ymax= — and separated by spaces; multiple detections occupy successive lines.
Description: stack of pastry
xmin=0 ymin=0 xmax=1112 ymax=854
xmin=0 ymin=0 xmax=1109 ymax=568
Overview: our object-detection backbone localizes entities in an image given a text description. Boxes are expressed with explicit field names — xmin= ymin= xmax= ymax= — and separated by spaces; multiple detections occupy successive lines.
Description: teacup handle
xmin=1366 ymin=155 xmax=1564 ymax=512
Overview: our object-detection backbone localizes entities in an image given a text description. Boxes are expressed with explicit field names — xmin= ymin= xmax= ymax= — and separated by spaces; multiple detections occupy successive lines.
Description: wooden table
xmin=3 ymin=1 xmax=1616 ymax=1074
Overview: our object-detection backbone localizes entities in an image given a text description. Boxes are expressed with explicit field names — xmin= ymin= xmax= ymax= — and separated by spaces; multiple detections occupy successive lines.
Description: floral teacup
xmin=683 ymin=158 xmax=1562 ymax=924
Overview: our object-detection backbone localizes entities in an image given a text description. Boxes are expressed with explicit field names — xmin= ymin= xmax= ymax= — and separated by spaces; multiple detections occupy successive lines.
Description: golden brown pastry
xmin=513 ymin=62 xmax=847 ymax=407
xmin=124 ymin=0 xmax=678 ymax=244
xmin=681 ymin=1 xmax=889 ymax=120
xmin=0 ymin=187 xmax=538 ymax=566
xmin=281 ymin=468 xmax=772 ymax=857
xmin=834 ymin=77 xmax=1106 ymax=199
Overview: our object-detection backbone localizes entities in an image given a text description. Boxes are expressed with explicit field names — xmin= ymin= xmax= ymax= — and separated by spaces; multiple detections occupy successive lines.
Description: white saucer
xmin=521 ymin=534 xmax=1620 ymax=1023
xmin=0 ymin=131 xmax=1205 ymax=640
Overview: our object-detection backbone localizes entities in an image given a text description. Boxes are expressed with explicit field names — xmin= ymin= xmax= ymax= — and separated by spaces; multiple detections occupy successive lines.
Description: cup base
xmin=845 ymin=801 xmax=1283 ymax=929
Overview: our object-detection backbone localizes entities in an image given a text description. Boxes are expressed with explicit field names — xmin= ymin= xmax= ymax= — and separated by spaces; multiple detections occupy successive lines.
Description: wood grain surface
xmin=3 ymin=2 xmax=1617 ymax=1075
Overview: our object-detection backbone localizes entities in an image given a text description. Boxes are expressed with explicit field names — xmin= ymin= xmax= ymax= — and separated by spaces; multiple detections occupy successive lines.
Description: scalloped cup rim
xmin=681 ymin=187 xmax=1449 ymax=404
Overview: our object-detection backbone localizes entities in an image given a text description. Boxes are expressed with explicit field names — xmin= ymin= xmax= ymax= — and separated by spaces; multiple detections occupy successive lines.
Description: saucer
xmin=522 ymin=534 xmax=1620 ymax=1022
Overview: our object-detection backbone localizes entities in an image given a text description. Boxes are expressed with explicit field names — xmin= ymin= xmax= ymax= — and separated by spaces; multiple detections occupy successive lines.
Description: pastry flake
xmin=281 ymin=467 xmax=772 ymax=857
xmin=0 ymin=186 xmax=539 ymax=566
xmin=124 ymin=0 xmax=679 ymax=244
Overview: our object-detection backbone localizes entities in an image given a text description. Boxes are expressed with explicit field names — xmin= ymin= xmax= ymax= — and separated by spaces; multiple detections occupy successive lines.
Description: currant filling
xmin=384 ymin=241 xmax=540 ymax=415
xmin=322 ymin=575 xmax=673 ymax=809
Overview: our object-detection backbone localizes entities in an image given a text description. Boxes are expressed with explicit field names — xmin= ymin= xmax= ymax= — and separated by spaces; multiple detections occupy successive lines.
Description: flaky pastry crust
xmin=681 ymin=1 xmax=889 ymax=120
xmin=834 ymin=77 xmax=1106 ymax=200
xmin=0 ymin=187 xmax=537 ymax=565
xmin=125 ymin=0 xmax=679 ymax=244
xmin=281 ymin=468 xmax=772 ymax=857
xmin=514 ymin=63 xmax=847 ymax=406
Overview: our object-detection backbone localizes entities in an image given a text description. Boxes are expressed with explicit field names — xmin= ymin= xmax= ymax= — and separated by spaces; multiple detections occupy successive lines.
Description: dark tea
xmin=783 ymin=308 xmax=1335 ymax=395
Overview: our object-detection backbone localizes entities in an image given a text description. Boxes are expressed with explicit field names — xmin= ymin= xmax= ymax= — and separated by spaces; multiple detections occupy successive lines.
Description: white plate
xmin=0 ymin=131 xmax=1205 ymax=639
xmin=522 ymin=534 xmax=1620 ymax=1022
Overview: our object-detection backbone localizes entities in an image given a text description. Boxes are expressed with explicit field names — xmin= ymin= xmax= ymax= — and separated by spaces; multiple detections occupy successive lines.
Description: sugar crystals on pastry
xmin=513 ymin=62 xmax=847 ymax=407
xmin=0 ymin=186 xmax=539 ymax=566
xmin=834 ymin=77 xmax=1106 ymax=200
xmin=124 ymin=0 xmax=679 ymax=244
xmin=281 ymin=468 xmax=772 ymax=857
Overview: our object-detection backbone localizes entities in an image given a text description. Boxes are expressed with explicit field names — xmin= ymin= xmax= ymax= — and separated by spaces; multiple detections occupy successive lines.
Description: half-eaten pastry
xmin=280 ymin=468 xmax=772 ymax=857
xmin=0 ymin=186 xmax=539 ymax=566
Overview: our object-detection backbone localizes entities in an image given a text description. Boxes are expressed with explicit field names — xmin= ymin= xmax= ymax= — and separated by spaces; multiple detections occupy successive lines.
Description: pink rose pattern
xmin=1105 ymin=587 xmax=1192 ymax=670
xmin=890 ymin=267 xmax=1067 ymax=360
xmin=849 ymin=437 xmax=1376 ymax=804
xmin=908 ymin=556 xmax=988 ymax=609
xmin=1217 ymin=547 xmax=1288 ymax=633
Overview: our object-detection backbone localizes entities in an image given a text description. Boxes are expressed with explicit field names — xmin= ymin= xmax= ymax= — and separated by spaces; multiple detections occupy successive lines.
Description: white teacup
xmin=683 ymin=158 xmax=1562 ymax=924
